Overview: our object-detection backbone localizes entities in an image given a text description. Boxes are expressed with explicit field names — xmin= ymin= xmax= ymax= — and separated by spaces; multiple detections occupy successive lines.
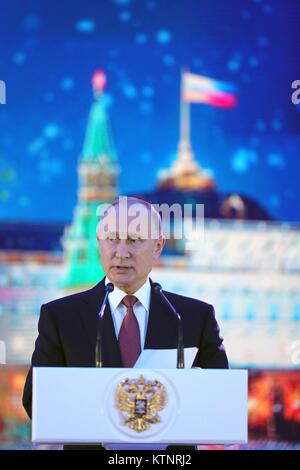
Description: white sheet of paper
xmin=134 ymin=347 xmax=198 ymax=369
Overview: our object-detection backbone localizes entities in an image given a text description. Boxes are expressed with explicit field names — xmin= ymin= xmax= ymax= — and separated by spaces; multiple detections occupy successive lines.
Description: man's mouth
xmin=113 ymin=266 xmax=132 ymax=269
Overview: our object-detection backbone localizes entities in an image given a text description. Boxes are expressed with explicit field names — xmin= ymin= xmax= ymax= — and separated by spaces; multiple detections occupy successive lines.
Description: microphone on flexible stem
xmin=153 ymin=283 xmax=185 ymax=369
xmin=95 ymin=282 xmax=114 ymax=368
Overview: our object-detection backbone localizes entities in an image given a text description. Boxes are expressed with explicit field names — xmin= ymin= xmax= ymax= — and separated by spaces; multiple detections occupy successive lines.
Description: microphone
xmin=153 ymin=283 xmax=185 ymax=369
xmin=95 ymin=282 xmax=114 ymax=368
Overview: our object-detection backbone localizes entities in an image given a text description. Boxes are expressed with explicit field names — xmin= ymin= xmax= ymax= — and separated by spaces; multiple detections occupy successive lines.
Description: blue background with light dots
xmin=0 ymin=0 xmax=299 ymax=223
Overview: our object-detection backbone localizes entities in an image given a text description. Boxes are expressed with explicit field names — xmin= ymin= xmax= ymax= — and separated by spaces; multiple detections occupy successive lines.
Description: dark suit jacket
xmin=23 ymin=277 xmax=228 ymax=448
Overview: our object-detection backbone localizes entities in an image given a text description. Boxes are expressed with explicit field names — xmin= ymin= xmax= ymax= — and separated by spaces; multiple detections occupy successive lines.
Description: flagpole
xmin=180 ymin=67 xmax=190 ymax=148
xmin=171 ymin=67 xmax=199 ymax=177
xmin=178 ymin=66 xmax=195 ymax=168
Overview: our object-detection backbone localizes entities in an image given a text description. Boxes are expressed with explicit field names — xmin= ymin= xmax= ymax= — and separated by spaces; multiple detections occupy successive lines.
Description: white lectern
xmin=32 ymin=368 xmax=247 ymax=446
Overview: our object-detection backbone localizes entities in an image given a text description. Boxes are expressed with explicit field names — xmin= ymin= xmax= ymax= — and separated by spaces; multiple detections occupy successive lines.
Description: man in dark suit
xmin=23 ymin=196 xmax=228 ymax=450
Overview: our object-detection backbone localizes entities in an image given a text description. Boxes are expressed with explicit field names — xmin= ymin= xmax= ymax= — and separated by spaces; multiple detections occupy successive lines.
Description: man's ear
xmin=154 ymin=236 xmax=166 ymax=259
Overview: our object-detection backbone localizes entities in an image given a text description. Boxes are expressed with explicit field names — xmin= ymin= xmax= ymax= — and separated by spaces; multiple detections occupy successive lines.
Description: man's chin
xmin=109 ymin=269 xmax=132 ymax=286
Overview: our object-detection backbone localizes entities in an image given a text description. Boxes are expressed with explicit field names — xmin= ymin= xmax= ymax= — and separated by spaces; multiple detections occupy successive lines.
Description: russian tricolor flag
xmin=182 ymin=72 xmax=237 ymax=108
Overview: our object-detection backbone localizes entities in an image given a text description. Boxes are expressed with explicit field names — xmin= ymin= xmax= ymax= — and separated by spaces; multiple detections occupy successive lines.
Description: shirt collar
xmin=105 ymin=276 xmax=151 ymax=312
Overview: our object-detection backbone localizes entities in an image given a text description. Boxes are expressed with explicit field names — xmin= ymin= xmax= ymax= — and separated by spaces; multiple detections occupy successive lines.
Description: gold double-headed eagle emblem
xmin=115 ymin=375 xmax=167 ymax=432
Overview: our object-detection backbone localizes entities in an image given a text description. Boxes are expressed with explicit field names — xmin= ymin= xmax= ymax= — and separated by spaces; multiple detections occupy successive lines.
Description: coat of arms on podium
xmin=115 ymin=375 xmax=167 ymax=432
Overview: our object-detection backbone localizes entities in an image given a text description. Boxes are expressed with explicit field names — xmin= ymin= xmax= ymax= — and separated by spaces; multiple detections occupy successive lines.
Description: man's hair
xmin=96 ymin=195 xmax=163 ymax=239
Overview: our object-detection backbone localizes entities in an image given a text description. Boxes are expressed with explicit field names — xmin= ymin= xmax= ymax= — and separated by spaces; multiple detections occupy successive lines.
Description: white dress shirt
xmin=105 ymin=276 xmax=151 ymax=350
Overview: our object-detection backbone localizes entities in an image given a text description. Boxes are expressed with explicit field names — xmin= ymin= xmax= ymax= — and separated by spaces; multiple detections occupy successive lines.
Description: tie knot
xmin=122 ymin=294 xmax=137 ymax=308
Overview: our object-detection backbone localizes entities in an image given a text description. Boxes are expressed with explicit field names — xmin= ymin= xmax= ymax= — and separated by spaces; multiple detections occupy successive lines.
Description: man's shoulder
xmin=162 ymin=289 xmax=213 ymax=313
xmin=43 ymin=283 xmax=100 ymax=311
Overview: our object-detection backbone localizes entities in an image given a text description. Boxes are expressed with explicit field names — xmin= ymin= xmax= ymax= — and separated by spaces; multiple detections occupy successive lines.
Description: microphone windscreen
xmin=153 ymin=282 xmax=162 ymax=293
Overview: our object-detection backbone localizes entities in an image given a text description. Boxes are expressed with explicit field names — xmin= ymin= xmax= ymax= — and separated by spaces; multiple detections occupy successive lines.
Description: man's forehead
xmin=106 ymin=229 xmax=144 ymax=238
xmin=102 ymin=205 xmax=151 ymax=222
xmin=98 ymin=204 xmax=161 ymax=239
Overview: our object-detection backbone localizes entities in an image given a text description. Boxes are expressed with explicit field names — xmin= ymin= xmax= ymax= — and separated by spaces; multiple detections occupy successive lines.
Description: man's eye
xmin=129 ymin=238 xmax=140 ymax=243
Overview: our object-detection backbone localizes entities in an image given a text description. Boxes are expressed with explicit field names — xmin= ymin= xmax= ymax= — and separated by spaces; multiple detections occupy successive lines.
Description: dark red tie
xmin=118 ymin=295 xmax=141 ymax=367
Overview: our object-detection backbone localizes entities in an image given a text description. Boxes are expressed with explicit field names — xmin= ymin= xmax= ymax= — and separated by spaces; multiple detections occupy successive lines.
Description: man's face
xmin=97 ymin=204 xmax=165 ymax=293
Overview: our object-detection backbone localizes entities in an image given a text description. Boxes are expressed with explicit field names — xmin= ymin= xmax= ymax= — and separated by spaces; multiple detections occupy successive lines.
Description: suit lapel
xmin=144 ymin=279 xmax=179 ymax=349
xmin=101 ymin=302 xmax=123 ymax=367
xmin=79 ymin=278 xmax=123 ymax=367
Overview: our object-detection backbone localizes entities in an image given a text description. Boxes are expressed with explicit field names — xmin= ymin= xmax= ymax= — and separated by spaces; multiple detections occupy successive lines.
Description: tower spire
xmin=62 ymin=70 xmax=119 ymax=290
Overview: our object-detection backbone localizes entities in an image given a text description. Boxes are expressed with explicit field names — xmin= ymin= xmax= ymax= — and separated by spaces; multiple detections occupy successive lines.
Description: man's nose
xmin=115 ymin=240 xmax=130 ymax=258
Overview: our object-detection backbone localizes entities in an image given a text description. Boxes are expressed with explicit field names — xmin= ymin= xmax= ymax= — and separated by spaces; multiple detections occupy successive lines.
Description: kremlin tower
xmin=62 ymin=70 xmax=119 ymax=289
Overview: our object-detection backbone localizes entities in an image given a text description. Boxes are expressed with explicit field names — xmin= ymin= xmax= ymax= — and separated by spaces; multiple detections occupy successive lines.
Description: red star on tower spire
xmin=92 ymin=69 xmax=107 ymax=93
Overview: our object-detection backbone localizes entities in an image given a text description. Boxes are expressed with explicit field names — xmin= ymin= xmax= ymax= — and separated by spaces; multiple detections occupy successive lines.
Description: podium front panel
xmin=32 ymin=368 xmax=247 ymax=445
